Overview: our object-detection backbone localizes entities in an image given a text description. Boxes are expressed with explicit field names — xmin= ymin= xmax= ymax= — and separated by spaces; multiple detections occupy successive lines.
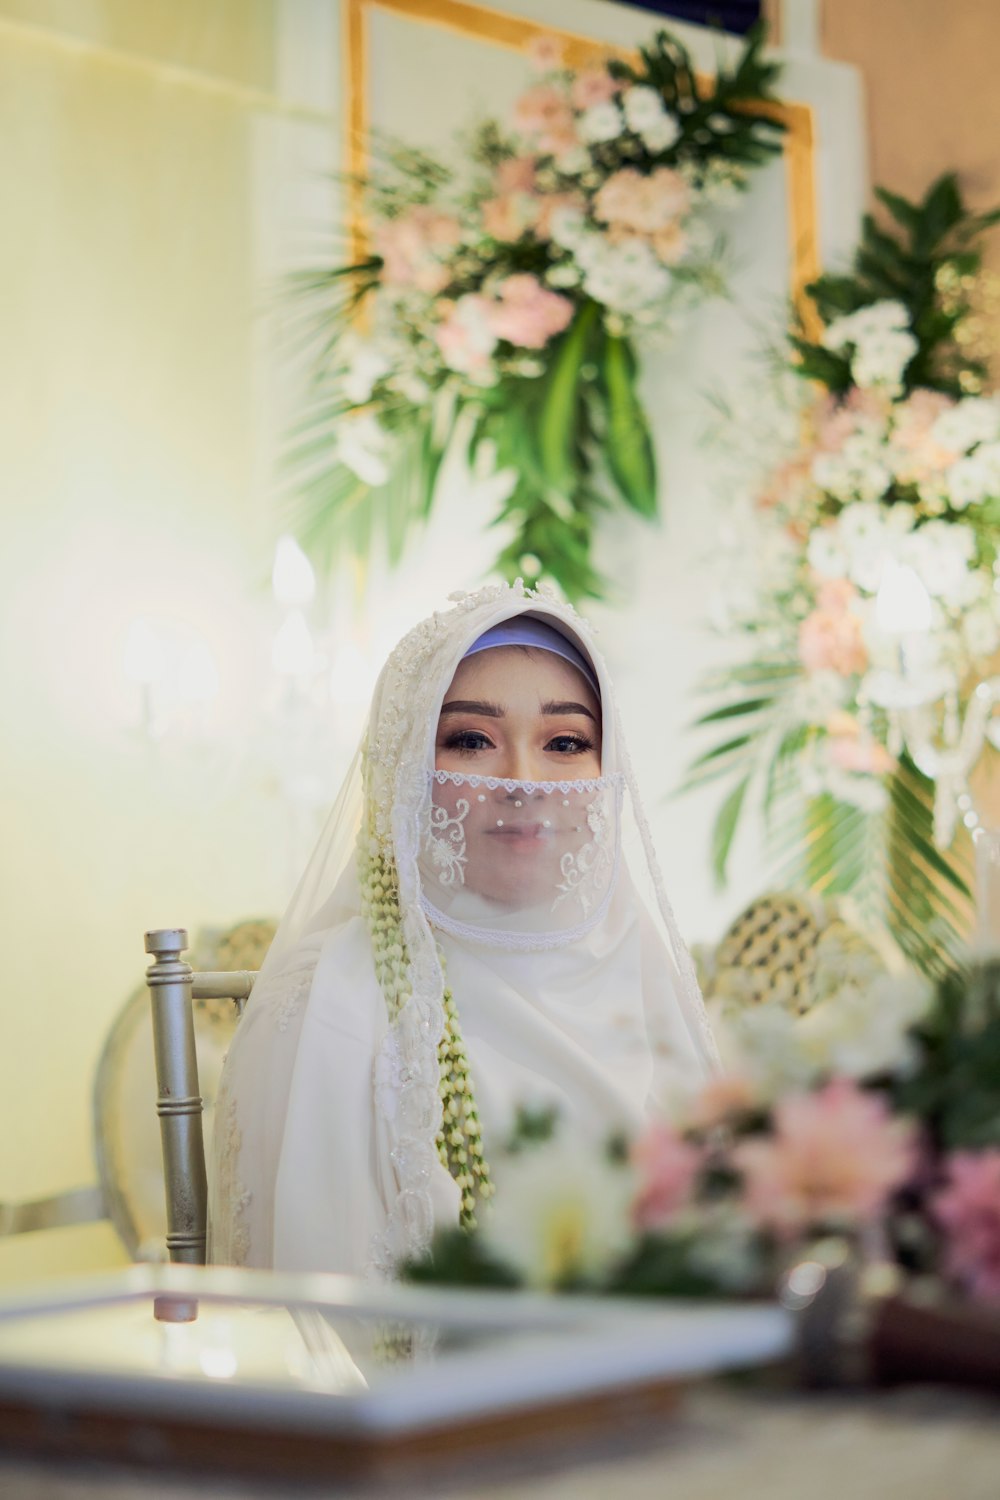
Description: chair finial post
xmin=144 ymin=928 xmax=207 ymax=1268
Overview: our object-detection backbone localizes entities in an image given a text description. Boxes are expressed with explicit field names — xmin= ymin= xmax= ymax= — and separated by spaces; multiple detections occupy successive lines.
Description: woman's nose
xmin=498 ymin=740 xmax=543 ymax=784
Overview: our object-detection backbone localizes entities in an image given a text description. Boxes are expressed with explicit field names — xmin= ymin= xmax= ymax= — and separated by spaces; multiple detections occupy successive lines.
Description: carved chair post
xmin=143 ymin=928 xmax=208 ymax=1269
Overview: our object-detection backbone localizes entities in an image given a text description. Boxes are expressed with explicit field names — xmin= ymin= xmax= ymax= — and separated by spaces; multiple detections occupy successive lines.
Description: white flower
xmin=480 ymin=1140 xmax=636 ymax=1288
xmin=555 ymin=145 xmax=590 ymax=176
xmin=946 ymin=453 xmax=992 ymax=510
xmin=548 ymin=206 xmax=587 ymax=250
xmin=338 ymin=334 xmax=392 ymax=405
xmin=821 ymin=302 xmax=916 ymax=393
xmin=622 ymin=85 xmax=666 ymax=133
xmin=807 ymin=526 xmax=849 ymax=578
xmin=901 ymin=520 xmax=977 ymax=606
xmin=811 ymin=437 xmax=892 ymax=504
xmin=851 ymin=330 xmax=918 ymax=393
xmin=964 ymin=603 xmax=1000 ymax=658
xmin=334 ymin=412 xmax=390 ymax=487
xmin=931 ymin=396 xmax=1000 ymax=454
xmin=578 ymin=102 xmax=624 ymax=144
xmin=577 ymin=235 xmax=670 ymax=313
xmin=792 ymin=670 xmax=851 ymax=721
xmin=796 ymin=973 xmax=932 ymax=1081
xmin=546 ymin=261 xmax=581 ymax=288
xmin=641 ymin=115 xmax=682 ymax=154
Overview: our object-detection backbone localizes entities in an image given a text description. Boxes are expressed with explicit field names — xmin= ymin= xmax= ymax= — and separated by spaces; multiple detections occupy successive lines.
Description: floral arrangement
xmin=289 ymin=25 xmax=784 ymax=599
xmin=686 ymin=176 xmax=1000 ymax=974
xmin=405 ymin=956 xmax=1000 ymax=1318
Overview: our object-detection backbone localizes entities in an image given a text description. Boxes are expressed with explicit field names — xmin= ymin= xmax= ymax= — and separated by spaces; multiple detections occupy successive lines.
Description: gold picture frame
xmin=343 ymin=0 xmax=821 ymax=331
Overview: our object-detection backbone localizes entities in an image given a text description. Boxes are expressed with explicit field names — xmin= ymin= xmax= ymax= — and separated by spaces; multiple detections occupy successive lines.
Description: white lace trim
xmin=431 ymin=769 xmax=622 ymax=795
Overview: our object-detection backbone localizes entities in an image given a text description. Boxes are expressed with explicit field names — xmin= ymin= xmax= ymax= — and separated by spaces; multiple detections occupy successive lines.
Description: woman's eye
xmin=443 ymin=729 xmax=495 ymax=754
xmin=546 ymin=734 xmax=594 ymax=755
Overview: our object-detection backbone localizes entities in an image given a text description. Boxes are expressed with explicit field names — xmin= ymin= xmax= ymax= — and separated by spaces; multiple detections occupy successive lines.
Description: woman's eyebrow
xmin=439 ymin=699 xmax=504 ymax=718
xmin=542 ymin=699 xmax=597 ymax=722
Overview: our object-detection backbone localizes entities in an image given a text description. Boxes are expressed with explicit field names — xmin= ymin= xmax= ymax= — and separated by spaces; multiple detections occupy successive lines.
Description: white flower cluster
xmin=822 ymin=300 xmax=918 ymax=395
xmin=712 ymin=969 xmax=932 ymax=1098
xmin=811 ymin=430 xmax=893 ymax=504
xmin=574 ymin=233 xmax=672 ymax=314
xmin=807 ymin=500 xmax=982 ymax=612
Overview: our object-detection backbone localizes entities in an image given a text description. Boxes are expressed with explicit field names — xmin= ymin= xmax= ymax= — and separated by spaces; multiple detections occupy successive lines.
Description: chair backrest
xmin=143 ymin=929 xmax=256 ymax=1266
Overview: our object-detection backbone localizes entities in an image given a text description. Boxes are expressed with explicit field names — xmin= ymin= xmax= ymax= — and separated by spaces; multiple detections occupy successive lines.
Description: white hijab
xmin=209 ymin=582 xmax=718 ymax=1278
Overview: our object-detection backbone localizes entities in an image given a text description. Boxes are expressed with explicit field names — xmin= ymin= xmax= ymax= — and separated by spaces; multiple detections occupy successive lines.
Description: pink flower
xmin=571 ymin=67 xmax=618 ymax=110
xmin=631 ymin=1121 xmax=702 ymax=1231
xmin=593 ymin=167 xmax=689 ymax=235
xmin=736 ymin=1079 xmax=916 ymax=1237
xmin=798 ymin=607 xmax=868 ymax=676
xmin=487 ymin=274 xmax=574 ymax=349
xmin=375 ymin=206 xmax=461 ymax=293
xmin=433 ymin=294 xmax=497 ymax=377
xmin=513 ymin=83 xmax=577 ymax=155
xmin=812 ymin=388 xmax=891 ymax=453
xmin=932 ymin=1151 xmax=1000 ymax=1301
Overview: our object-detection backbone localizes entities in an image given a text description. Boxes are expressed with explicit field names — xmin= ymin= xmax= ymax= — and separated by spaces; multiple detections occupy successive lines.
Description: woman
xmin=210 ymin=581 xmax=717 ymax=1277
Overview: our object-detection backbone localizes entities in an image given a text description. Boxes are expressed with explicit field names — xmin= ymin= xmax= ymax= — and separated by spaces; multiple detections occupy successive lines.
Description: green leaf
xmin=711 ymin=774 xmax=751 ymax=886
xmin=534 ymin=301 xmax=599 ymax=496
xmin=600 ymin=334 xmax=658 ymax=517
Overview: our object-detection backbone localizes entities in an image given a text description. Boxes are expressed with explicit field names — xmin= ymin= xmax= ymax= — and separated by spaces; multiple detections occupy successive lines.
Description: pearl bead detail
xmin=496 ymin=819 xmax=504 ymax=827
xmin=477 ymin=794 xmax=486 ymax=802
xmin=514 ymin=799 xmax=522 ymax=808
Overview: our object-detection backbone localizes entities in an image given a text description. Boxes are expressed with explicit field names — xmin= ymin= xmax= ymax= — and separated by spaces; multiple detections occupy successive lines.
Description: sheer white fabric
xmin=208 ymin=581 xmax=719 ymax=1278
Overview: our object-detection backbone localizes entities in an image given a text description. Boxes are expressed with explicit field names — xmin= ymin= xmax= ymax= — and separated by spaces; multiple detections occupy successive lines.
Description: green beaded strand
xmin=358 ymin=829 xmax=493 ymax=1230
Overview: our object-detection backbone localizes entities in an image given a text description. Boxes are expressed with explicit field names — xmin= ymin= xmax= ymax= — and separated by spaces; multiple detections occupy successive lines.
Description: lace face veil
xmin=209 ymin=582 xmax=718 ymax=1279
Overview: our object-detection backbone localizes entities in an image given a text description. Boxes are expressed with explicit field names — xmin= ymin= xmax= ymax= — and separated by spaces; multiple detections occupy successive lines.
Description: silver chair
xmin=143 ymin=928 xmax=256 ymax=1266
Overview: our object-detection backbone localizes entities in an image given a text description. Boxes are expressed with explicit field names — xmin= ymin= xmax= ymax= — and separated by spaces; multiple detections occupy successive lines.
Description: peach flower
xmin=652 ymin=221 xmax=688 ymax=265
xmin=932 ymin=1151 xmax=1000 ymax=1302
xmin=513 ymin=83 xmax=577 ymax=155
xmin=798 ymin=607 xmax=868 ymax=676
xmin=496 ymin=156 xmax=538 ymax=194
xmin=815 ymin=576 xmax=856 ymax=614
xmin=487 ymin=274 xmax=574 ymax=349
xmin=827 ymin=736 xmax=895 ymax=775
xmin=594 ymin=166 xmax=689 ymax=235
xmin=482 ymin=193 xmax=537 ymax=242
xmin=688 ymin=1074 xmax=759 ymax=1131
xmin=890 ymin=389 xmax=959 ymax=482
xmin=571 ymin=67 xmax=619 ymax=111
xmin=375 ymin=206 xmax=461 ymax=293
xmin=631 ymin=1121 xmax=702 ymax=1231
xmin=526 ymin=34 xmax=564 ymax=72
xmin=736 ymin=1078 xmax=916 ymax=1236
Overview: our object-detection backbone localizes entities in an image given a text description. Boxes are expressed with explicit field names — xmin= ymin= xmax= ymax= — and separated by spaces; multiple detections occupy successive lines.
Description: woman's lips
xmin=486 ymin=821 xmax=552 ymax=841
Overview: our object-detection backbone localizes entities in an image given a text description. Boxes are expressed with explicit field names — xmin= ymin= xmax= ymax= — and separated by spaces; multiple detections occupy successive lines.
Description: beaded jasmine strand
xmin=358 ymin=825 xmax=493 ymax=1231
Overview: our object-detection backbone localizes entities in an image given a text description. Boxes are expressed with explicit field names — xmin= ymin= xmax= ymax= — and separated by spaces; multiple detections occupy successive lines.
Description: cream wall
xmin=0 ymin=0 xmax=341 ymax=1279
xmin=0 ymin=0 xmax=865 ymax=1282
xmin=819 ymin=0 xmax=1000 ymax=382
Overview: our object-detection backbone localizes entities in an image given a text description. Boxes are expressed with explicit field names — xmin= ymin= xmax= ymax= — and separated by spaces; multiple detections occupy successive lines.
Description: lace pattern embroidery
xmin=213 ymin=1089 xmax=252 ymax=1267
xmin=554 ymin=796 xmax=614 ymax=916
xmin=427 ymin=799 xmax=469 ymax=886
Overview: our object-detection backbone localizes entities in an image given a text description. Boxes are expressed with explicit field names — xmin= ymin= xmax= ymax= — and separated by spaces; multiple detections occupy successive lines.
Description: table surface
xmin=2 ymin=1383 xmax=999 ymax=1500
